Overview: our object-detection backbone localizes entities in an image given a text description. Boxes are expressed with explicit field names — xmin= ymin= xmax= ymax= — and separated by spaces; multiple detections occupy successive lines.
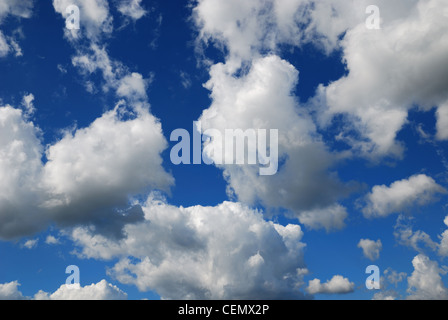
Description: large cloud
xmin=0 ymin=101 xmax=173 ymax=240
xmin=318 ymin=0 xmax=448 ymax=157
xmin=69 ymin=197 xmax=310 ymax=300
xmin=197 ymin=54 xmax=352 ymax=231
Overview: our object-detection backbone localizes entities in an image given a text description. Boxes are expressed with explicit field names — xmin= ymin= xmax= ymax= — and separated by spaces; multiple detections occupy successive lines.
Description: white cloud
xmin=0 ymin=100 xmax=173 ymax=240
xmin=0 ymin=280 xmax=127 ymax=300
xmin=21 ymin=93 xmax=35 ymax=117
xmin=0 ymin=0 xmax=33 ymax=58
xmin=117 ymin=0 xmax=147 ymax=21
xmin=0 ymin=31 xmax=9 ymax=57
xmin=198 ymin=55 xmax=351 ymax=230
xmin=0 ymin=281 xmax=26 ymax=300
xmin=297 ymin=204 xmax=348 ymax=232
xmin=34 ymin=280 xmax=127 ymax=300
xmin=22 ymin=238 xmax=38 ymax=249
xmin=394 ymin=216 xmax=438 ymax=253
xmin=0 ymin=0 xmax=33 ymax=22
xmin=45 ymin=235 xmax=60 ymax=245
xmin=70 ymin=197 xmax=309 ymax=300
xmin=363 ymin=174 xmax=447 ymax=218
xmin=53 ymin=0 xmax=113 ymax=41
xmin=407 ymin=254 xmax=448 ymax=300
xmin=358 ymin=239 xmax=382 ymax=261
xmin=306 ymin=275 xmax=355 ymax=295
xmin=42 ymin=104 xmax=174 ymax=238
xmin=317 ymin=0 xmax=448 ymax=157
xmin=0 ymin=105 xmax=46 ymax=239
xmin=436 ymin=102 xmax=448 ymax=140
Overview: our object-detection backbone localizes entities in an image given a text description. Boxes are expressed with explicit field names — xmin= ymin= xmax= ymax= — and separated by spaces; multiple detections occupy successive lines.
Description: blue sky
xmin=0 ymin=0 xmax=448 ymax=300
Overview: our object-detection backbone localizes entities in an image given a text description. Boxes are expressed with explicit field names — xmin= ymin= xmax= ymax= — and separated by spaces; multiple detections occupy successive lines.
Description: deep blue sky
xmin=1 ymin=0 xmax=447 ymax=300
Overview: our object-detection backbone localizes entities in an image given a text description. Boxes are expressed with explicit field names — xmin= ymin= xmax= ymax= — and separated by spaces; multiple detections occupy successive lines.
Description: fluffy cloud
xmin=198 ymin=55 xmax=351 ymax=230
xmin=438 ymin=216 xmax=448 ymax=257
xmin=0 ymin=281 xmax=26 ymax=300
xmin=358 ymin=239 xmax=382 ymax=261
xmin=0 ymin=101 xmax=173 ymax=240
xmin=363 ymin=174 xmax=447 ymax=218
xmin=70 ymin=197 xmax=309 ymax=300
xmin=0 ymin=106 xmax=46 ymax=239
xmin=407 ymin=254 xmax=448 ymax=300
xmin=318 ymin=0 xmax=448 ymax=156
xmin=0 ymin=280 xmax=127 ymax=300
xmin=306 ymin=275 xmax=355 ymax=295
xmin=34 ymin=280 xmax=127 ymax=300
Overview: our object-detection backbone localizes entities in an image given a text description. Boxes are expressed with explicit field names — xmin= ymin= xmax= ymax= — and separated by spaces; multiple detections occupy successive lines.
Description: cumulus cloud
xmin=45 ymin=235 xmax=60 ymax=245
xmin=0 ymin=280 xmax=127 ymax=300
xmin=69 ymin=197 xmax=309 ymax=300
xmin=0 ymin=101 xmax=173 ymax=240
xmin=306 ymin=275 xmax=355 ymax=295
xmin=317 ymin=0 xmax=448 ymax=157
xmin=0 ymin=105 xmax=46 ymax=239
xmin=407 ymin=254 xmax=448 ymax=300
xmin=363 ymin=174 xmax=447 ymax=218
xmin=34 ymin=280 xmax=127 ymax=300
xmin=198 ymin=55 xmax=352 ymax=230
xmin=358 ymin=239 xmax=382 ymax=261
xmin=0 ymin=281 xmax=26 ymax=300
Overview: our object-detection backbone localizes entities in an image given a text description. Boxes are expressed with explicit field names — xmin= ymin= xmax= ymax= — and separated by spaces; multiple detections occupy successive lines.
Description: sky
xmin=0 ymin=0 xmax=448 ymax=300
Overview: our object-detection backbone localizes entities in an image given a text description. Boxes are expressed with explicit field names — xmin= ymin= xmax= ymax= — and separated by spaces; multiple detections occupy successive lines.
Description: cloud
xmin=394 ymin=215 xmax=439 ymax=253
xmin=117 ymin=0 xmax=147 ymax=21
xmin=0 ymin=280 xmax=127 ymax=300
xmin=0 ymin=101 xmax=173 ymax=240
xmin=53 ymin=0 xmax=113 ymax=41
xmin=22 ymin=238 xmax=39 ymax=249
xmin=69 ymin=197 xmax=309 ymax=300
xmin=317 ymin=0 xmax=448 ymax=157
xmin=0 ymin=31 xmax=9 ymax=57
xmin=297 ymin=204 xmax=348 ymax=232
xmin=197 ymin=55 xmax=352 ymax=230
xmin=306 ymin=275 xmax=355 ymax=295
xmin=34 ymin=280 xmax=127 ymax=300
xmin=45 ymin=235 xmax=60 ymax=245
xmin=407 ymin=254 xmax=448 ymax=300
xmin=363 ymin=174 xmax=447 ymax=218
xmin=0 ymin=0 xmax=33 ymax=58
xmin=0 ymin=106 xmax=46 ymax=239
xmin=358 ymin=239 xmax=382 ymax=261
xmin=0 ymin=281 xmax=26 ymax=300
